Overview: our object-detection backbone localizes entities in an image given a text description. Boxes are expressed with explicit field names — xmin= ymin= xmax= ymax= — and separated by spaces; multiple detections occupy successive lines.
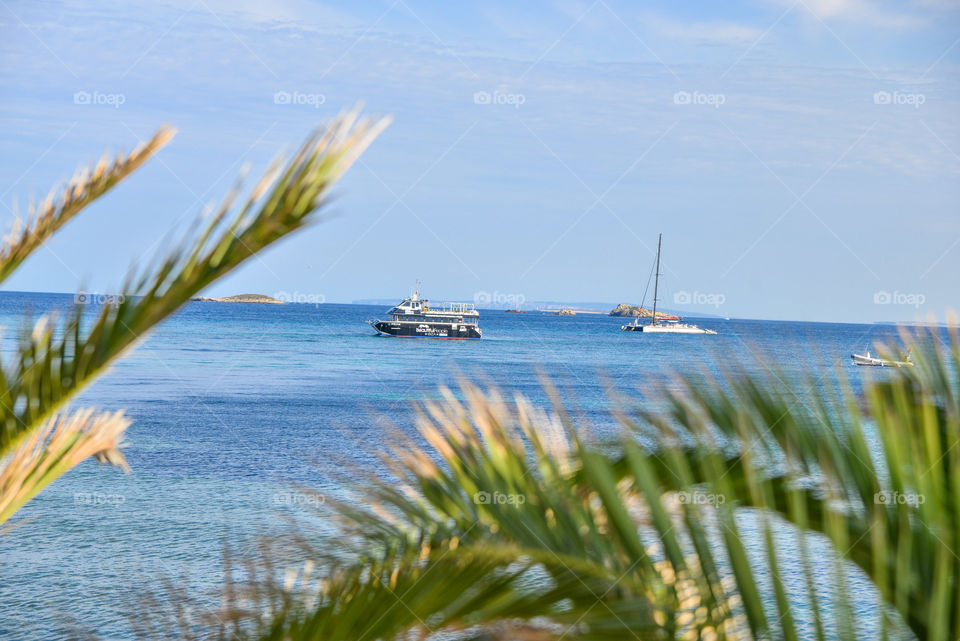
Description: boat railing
xmin=422 ymin=302 xmax=476 ymax=313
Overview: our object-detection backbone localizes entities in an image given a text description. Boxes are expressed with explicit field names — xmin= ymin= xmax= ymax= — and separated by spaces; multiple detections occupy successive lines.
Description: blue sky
xmin=1 ymin=0 xmax=958 ymax=322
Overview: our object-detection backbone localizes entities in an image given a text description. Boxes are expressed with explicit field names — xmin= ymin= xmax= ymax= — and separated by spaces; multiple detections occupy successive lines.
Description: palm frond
xmin=0 ymin=407 xmax=130 ymax=529
xmin=0 ymin=127 xmax=176 ymax=284
xmin=0 ymin=108 xmax=388 ymax=528
xmin=227 ymin=325 xmax=957 ymax=641
xmin=617 ymin=322 xmax=959 ymax=641
xmin=200 ymin=385 xmax=750 ymax=641
xmin=0 ymin=108 xmax=390 ymax=457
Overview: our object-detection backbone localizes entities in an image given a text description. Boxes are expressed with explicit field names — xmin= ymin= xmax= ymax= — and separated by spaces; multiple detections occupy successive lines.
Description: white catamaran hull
xmin=620 ymin=233 xmax=717 ymax=336
xmin=852 ymin=353 xmax=912 ymax=367
xmin=640 ymin=324 xmax=717 ymax=335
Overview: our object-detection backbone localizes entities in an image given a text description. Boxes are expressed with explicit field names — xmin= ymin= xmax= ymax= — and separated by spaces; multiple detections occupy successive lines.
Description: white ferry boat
xmin=368 ymin=286 xmax=482 ymax=339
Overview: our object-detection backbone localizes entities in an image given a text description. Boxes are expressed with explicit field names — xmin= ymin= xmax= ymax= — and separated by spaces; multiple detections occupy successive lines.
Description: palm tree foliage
xmin=0 ymin=109 xmax=389 ymax=528
xmin=203 ymin=324 xmax=956 ymax=641
xmin=4 ymin=114 xmax=956 ymax=641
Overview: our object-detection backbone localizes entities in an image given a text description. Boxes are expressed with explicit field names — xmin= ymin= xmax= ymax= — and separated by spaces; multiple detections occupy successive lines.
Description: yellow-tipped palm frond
xmin=209 ymin=324 xmax=956 ymax=641
xmin=0 ymin=408 xmax=130 ymax=529
xmin=0 ymin=127 xmax=176 ymax=284
xmin=0 ymin=108 xmax=389 ymax=527
xmin=621 ymin=322 xmax=959 ymax=641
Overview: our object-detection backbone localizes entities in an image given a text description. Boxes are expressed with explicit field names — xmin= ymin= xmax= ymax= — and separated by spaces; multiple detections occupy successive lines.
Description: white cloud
xmin=644 ymin=16 xmax=765 ymax=46
xmin=153 ymin=0 xmax=358 ymax=28
xmin=769 ymin=0 xmax=930 ymax=29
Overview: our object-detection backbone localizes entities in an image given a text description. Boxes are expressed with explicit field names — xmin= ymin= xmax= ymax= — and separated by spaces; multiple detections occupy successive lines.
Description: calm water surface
xmin=0 ymin=292 xmax=915 ymax=640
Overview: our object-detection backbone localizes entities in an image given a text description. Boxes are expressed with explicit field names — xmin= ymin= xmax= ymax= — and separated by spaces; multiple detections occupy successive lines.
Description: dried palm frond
xmin=0 ymin=408 xmax=130 ymax=529
xmin=0 ymin=127 xmax=176 ymax=284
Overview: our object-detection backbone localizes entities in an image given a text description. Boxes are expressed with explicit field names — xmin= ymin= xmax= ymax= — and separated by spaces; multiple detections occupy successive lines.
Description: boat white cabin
xmin=368 ymin=285 xmax=482 ymax=339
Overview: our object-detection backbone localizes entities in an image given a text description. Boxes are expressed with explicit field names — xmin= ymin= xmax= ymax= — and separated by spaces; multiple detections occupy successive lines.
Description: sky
xmin=0 ymin=0 xmax=958 ymax=322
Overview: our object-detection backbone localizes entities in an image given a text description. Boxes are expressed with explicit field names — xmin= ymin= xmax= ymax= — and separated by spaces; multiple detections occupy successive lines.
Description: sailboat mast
xmin=651 ymin=233 xmax=662 ymax=325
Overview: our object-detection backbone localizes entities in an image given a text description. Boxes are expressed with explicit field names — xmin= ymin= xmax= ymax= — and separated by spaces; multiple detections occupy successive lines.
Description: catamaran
xmin=851 ymin=348 xmax=912 ymax=367
xmin=621 ymin=234 xmax=717 ymax=335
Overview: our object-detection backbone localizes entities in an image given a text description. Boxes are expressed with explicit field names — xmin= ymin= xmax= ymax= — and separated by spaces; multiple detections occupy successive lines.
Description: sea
xmin=0 ymin=291 xmax=918 ymax=640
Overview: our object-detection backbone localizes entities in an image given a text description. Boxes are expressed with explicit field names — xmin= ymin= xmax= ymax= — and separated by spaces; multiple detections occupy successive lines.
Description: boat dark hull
xmin=371 ymin=320 xmax=481 ymax=339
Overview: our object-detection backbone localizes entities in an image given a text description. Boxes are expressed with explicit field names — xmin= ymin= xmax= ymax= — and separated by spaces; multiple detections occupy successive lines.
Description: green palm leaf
xmin=0 ymin=127 xmax=176 ymax=284
xmin=206 ymin=324 xmax=958 ymax=641
xmin=0 ymin=108 xmax=389 ymax=528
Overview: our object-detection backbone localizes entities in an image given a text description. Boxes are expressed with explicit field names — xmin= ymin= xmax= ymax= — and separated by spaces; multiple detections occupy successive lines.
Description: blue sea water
xmin=0 ymin=292 xmax=916 ymax=640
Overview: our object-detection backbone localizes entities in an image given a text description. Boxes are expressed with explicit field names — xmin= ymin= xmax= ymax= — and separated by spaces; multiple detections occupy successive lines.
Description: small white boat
xmin=851 ymin=348 xmax=913 ymax=367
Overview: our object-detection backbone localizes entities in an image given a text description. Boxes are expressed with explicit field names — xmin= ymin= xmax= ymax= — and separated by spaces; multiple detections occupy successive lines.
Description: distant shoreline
xmin=0 ymin=291 xmax=943 ymax=325
xmin=192 ymin=294 xmax=285 ymax=305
